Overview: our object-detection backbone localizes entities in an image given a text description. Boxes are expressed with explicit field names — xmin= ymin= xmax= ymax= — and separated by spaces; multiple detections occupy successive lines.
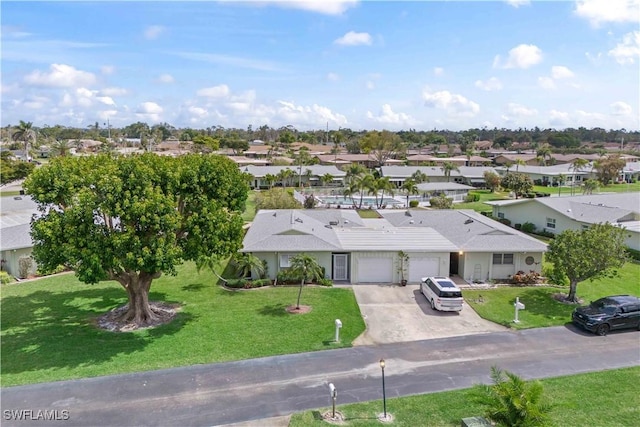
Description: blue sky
xmin=1 ymin=0 xmax=639 ymax=131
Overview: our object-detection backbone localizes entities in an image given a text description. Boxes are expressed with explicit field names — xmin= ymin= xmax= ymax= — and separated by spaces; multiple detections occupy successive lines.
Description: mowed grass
xmin=465 ymin=262 xmax=640 ymax=329
xmin=455 ymin=189 xmax=510 ymax=213
xmin=241 ymin=190 xmax=257 ymax=222
xmin=289 ymin=367 xmax=640 ymax=427
xmin=0 ymin=263 xmax=365 ymax=387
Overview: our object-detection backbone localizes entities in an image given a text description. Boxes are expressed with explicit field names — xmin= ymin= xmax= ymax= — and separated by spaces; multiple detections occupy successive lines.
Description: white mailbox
xmin=335 ymin=319 xmax=342 ymax=342
xmin=513 ymin=297 xmax=525 ymax=323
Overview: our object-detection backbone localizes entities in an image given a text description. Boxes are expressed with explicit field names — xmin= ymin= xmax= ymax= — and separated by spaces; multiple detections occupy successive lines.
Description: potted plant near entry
xmin=397 ymin=250 xmax=409 ymax=286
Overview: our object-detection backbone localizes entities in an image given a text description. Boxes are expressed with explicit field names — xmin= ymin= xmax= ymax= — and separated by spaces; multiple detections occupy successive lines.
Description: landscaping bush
xmin=225 ymin=278 xmax=249 ymax=288
xmin=498 ymin=218 xmax=511 ymax=226
xmin=464 ymin=193 xmax=481 ymax=202
xmin=535 ymin=229 xmax=555 ymax=238
xmin=409 ymin=200 xmax=419 ymax=208
xmin=317 ymin=278 xmax=333 ymax=287
xmin=625 ymin=247 xmax=640 ymax=261
xmin=0 ymin=271 xmax=13 ymax=285
xmin=542 ymin=264 xmax=569 ymax=286
xmin=511 ymin=270 xmax=543 ymax=285
xmin=521 ymin=222 xmax=536 ymax=233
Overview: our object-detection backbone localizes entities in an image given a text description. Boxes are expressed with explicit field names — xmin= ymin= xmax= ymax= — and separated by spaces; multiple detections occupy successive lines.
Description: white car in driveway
xmin=420 ymin=276 xmax=464 ymax=312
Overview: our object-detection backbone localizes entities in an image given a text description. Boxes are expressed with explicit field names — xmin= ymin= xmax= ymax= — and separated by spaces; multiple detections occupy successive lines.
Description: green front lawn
xmin=242 ymin=190 xmax=257 ymax=222
xmin=289 ymin=367 xmax=640 ymax=426
xmin=1 ymin=263 xmax=365 ymax=387
xmin=465 ymin=262 xmax=640 ymax=329
xmin=455 ymin=189 xmax=510 ymax=213
xmin=533 ymin=181 xmax=640 ymax=196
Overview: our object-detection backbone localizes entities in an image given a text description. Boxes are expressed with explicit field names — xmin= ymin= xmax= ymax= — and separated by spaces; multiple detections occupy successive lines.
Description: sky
xmin=1 ymin=0 xmax=639 ymax=132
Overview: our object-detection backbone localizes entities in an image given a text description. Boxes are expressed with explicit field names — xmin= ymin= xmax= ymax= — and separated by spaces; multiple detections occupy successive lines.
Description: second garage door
xmin=408 ymin=257 xmax=440 ymax=283
xmin=357 ymin=257 xmax=393 ymax=283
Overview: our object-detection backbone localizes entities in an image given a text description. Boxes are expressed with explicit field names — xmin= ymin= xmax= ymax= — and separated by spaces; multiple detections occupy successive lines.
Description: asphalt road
xmin=2 ymin=326 xmax=639 ymax=427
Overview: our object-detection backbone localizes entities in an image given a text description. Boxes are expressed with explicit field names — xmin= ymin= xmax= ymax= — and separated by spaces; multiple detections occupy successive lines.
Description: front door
xmin=333 ymin=254 xmax=348 ymax=281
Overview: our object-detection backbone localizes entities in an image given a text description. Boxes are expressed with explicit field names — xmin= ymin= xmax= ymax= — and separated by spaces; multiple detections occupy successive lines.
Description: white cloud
xmin=475 ymin=77 xmax=503 ymax=91
xmin=327 ymin=72 xmax=340 ymax=82
xmin=260 ymin=0 xmax=358 ymax=15
xmin=188 ymin=106 xmax=209 ymax=118
xmin=157 ymin=74 xmax=175 ymax=84
xmin=334 ymin=31 xmax=372 ymax=46
xmin=22 ymin=95 xmax=49 ymax=110
xmin=433 ymin=67 xmax=444 ymax=76
xmin=549 ymin=109 xmax=570 ymax=127
xmin=197 ymin=84 xmax=231 ymax=98
xmin=608 ymin=31 xmax=640 ymax=64
xmin=493 ymin=44 xmax=543 ymax=69
xmin=276 ymin=100 xmax=348 ymax=127
xmin=96 ymin=96 xmax=116 ymax=106
xmin=136 ymin=101 xmax=163 ymax=122
xmin=538 ymin=76 xmax=556 ymax=90
xmin=611 ymin=101 xmax=633 ymax=115
xmin=101 ymin=87 xmax=128 ymax=97
xmin=506 ymin=0 xmax=530 ymax=7
xmin=24 ymin=64 xmax=96 ymax=88
xmin=366 ymin=104 xmax=416 ymax=126
xmin=144 ymin=25 xmax=165 ymax=40
xmin=506 ymin=103 xmax=538 ymax=117
xmin=101 ymin=65 xmax=115 ymax=75
xmin=551 ymin=65 xmax=575 ymax=79
xmin=574 ymin=0 xmax=640 ymax=27
xmin=585 ymin=51 xmax=603 ymax=64
xmin=423 ymin=88 xmax=480 ymax=117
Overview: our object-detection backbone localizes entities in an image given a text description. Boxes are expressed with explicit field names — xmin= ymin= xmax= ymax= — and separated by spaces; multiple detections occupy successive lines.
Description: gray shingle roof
xmin=241 ymin=165 xmax=346 ymax=178
xmin=0 ymin=196 xmax=37 ymax=250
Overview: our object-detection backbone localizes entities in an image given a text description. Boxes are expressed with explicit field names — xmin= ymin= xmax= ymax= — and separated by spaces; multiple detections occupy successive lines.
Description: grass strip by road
xmin=289 ymin=366 xmax=640 ymax=426
xmin=1 ymin=263 xmax=365 ymax=387
xmin=464 ymin=262 xmax=640 ymax=329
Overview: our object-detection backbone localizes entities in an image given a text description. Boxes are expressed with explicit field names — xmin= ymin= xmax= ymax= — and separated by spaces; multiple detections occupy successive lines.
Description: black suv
xmin=572 ymin=295 xmax=640 ymax=336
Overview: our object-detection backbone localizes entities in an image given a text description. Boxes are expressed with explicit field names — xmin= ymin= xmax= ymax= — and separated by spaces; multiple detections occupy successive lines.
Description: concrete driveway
xmin=351 ymin=284 xmax=506 ymax=345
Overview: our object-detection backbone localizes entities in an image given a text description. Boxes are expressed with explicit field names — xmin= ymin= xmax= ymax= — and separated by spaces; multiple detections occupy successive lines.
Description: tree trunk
xmin=567 ymin=279 xmax=579 ymax=303
xmin=115 ymin=271 xmax=162 ymax=326
xmin=296 ymin=279 xmax=304 ymax=309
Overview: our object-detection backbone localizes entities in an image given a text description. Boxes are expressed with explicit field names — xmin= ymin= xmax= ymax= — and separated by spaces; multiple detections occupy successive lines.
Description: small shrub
xmin=18 ymin=256 xmax=34 ymax=279
xmin=498 ymin=218 xmax=511 ymax=226
xmin=250 ymin=278 xmax=272 ymax=288
xmin=521 ymin=222 xmax=536 ymax=233
xmin=625 ymin=247 xmax=640 ymax=261
xmin=511 ymin=270 xmax=543 ymax=285
xmin=409 ymin=200 xmax=419 ymax=208
xmin=514 ymin=223 xmax=522 ymax=230
xmin=0 ymin=271 xmax=13 ymax=285
xmin=464 ymin=193 xmax=481 ymax=202
xmin=225 ymin=278 xmax=249 ymax=289
xmin=317 ymin=278 xmax=333 ymax=287
xmin=542 ymin=264 xmax=569 ymax=286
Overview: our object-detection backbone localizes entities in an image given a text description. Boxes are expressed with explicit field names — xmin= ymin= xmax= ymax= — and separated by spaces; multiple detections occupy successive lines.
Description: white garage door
xmin=357 ymin=257 xmax=393 ymax=283
xmin=408 ymin=257 xmax=440 ymax=283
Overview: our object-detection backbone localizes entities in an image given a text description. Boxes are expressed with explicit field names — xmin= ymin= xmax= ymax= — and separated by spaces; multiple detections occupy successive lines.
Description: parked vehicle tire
xmin=430 ymin=299 xmax=436 ymax=310
xmin=596 ymin=324 xmax=610 ymax=336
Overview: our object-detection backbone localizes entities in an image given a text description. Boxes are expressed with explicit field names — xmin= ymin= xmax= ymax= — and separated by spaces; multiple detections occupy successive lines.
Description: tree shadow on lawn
xmin=1 ymin=287 xmax=192 ymax=375
xmin=257 ymin=303 xmax=289 ymax=317
xmin=512 ymin=288 xmax=575 ymax=319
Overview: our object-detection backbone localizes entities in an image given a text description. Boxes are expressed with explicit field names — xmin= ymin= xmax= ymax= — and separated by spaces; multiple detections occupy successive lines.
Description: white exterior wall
xmin=1 ymin=248 xmax=37 ymax=279
xmin=623 ymin=231 xmax=640 ymax=251
xmin=462 ymin=253 xmax=491 ymax=283
xmin=254 ymin=252 xmax=332 ymax=280
xmin=461 ymin=252 xmax=543 ymax=283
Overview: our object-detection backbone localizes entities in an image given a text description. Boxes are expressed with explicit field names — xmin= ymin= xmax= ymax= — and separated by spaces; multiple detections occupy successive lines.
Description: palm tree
xmin=264 ymin=173 xmax=277 ymax=189
xmin=441 ymin=161 xmax=459 ymax=182
xmin=514 ymin=158 xmax=526 ymax=172
xmin=582 ymin=178 xmax=599 ymax=195
xmin=373 ymin=176 xmax=394 ymax=208
xmin=50 ymin=139 xmax=73 ymax=157
xmin=355 ymin=173 xmax=375 ymax=209
xmin=536 ymin=145 xmax=552 ymax=166
xmin=232 ymin=252 xmax=266 ymax=279
xmin=410 ymin=170 xmax=428 ymax=184
xmin=556 ymin=174 xmax=565 ymax=197
xmin=473 ymin=366 xmax=551 ymax=427
xmin=12 ymin=120 xmax=37 ymax=159
xmin=321 ymin=173 xmax=334 ymax=187
xmin=277 ymin=168 xmax=294 ymax=187
xmin=570 ymin=158 xmax=589 ymax=196
xmin=401 ymin=179 xmax=419 ymax=207
xmin=289 ymin=253 xmax=324 ymax=309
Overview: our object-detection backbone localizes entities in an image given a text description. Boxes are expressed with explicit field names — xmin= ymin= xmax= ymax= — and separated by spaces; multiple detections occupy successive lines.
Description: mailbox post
xmin=334 ymin=319 xmax=342 ymax=342
xmin=329 ymin=383 xmax=337 ymax=419
xmin=513 ymin=297 xmax=525 ymax=323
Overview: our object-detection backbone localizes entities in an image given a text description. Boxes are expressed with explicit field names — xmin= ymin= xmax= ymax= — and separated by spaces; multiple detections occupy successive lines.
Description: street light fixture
xmin=379 ymin=358 xmax=387 ymax=420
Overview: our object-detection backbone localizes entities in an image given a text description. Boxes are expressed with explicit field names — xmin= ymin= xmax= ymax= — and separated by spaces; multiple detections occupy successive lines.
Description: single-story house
xmin=314 ymin=154 xmax=403 ymax=168
xmin=486 ymin=192 xmax=640 ymax=251
xmin=241 ymin=165 xmax=347 ymax=189
xmin=380 ymin=165 xmax=500 ymax=187
xmin=416 ymin=182 xmax=475 ymax=203
xmin=242 ymin=209 xmax=547 ymax=284
xmin=0 ymin=195 xmax=38 ymax=278
xmin=621 ymin=161 xmax=640 ymax=183
xmin=495 ymin=163 xmax=592 ymax=187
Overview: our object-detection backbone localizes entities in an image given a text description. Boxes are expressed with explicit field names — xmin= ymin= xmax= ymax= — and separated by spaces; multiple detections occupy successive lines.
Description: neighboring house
xmin=493 ymin=153 xmax=601 ymax=166
xmin=416 ymin=182 xmax=475 ymax=203
xmin=314 ymin=154 xmax=403 ymax=168
xmin=495 ymin=163 xmax=592 ymax=187
xmin=242 ymin=209 xmax=547 ymax=284
xmin=486 ymin=192 xmax=640 ymax=250
xmin=380 ymin=165 xmax=500 ymax=187
xmin=241 ymin=165 xmax=347 ymax=189
xmin=621 ymin=161 xmax=640 ymax=182
xmin=0 ymin=196 xmax=38 ymax=278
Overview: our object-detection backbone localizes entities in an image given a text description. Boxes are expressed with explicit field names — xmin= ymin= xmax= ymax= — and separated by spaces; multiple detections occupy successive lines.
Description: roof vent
xmin=329 ymin=220 xmax=339 ymax=226
xmin=325 ymin=225 xmax=332 ymax=229
xmin=464 ymin=219 xmax=473 ymax=224
xmin=409 ymin=220 xmax=414 ymax=224
xmin=344 ymin=220 xmax=349 ymax=224
xmin=13 ymin=196 xmax=22 ymax=200
xmin=295 ymin=218 xmax=303 ymax=223
xmin=405 ymin=210 xmax=412 ymax=217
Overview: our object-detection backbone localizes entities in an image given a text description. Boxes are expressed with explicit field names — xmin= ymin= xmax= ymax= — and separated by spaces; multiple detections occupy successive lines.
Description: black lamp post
xmin=380 ymin=358 xmax=387 ymax=419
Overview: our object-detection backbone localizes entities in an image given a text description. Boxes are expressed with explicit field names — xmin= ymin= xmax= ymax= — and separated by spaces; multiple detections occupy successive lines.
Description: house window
xmin=279 ymin=254 xmax=296 ymax=268
xmin=493 ymin=253 xmax=514 ymax=265
xmin=546 ymin=217 xmax=556 ymax=229
xmin=497 ymin=212 xmax=505 ymax=219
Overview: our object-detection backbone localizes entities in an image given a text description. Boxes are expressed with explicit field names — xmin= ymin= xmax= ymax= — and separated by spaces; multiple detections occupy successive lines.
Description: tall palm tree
xmin=441 ymin=161 xmax=459 ymax=182
xmin=277 ymin=168 xmax=294 ymax=187
xmin=401 ymin=179 xmax=419 ymax=207
xmin=264 ymin=173 xmax=277 ymax=189
xmin=372 ymin=176 xmax=394 ymax=208
xmin=570 ymin=158 xmax=589 ymax=196
xmin=12 ymin=120 xmax=37 ymax=159
xmin=556 ymin=174 xmax=565 ymax=197
xmin=50 ymin=139 xmax=73 ymax=157
xmin=536 ymin=145 xmax=552 ymax=166
xmin=410 ymin=170 xmax=428 ymax=184
xmin=514 ymin=158 xmax=526 ymax=172
xmin=355 ymin=173 xmax=375 ymax=209
xmin=289 ymin=253 xmax=324 ymax=309
xmin=582 ymin=178 xmax=599 ymax=195
xmin=321 ymin=173 xmax=334 ymax=187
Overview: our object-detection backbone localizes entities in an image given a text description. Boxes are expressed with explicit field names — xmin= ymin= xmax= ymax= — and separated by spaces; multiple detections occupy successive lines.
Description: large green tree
xmin=546 ymin=223 xmax=628 ymax=303
xmin=501 ymin=172 xmax=533 ymax=198
xmin=360 ymin=130 xmax=405 ymax=167
xmin=24 ymin=153 xmax=248 ymax=328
